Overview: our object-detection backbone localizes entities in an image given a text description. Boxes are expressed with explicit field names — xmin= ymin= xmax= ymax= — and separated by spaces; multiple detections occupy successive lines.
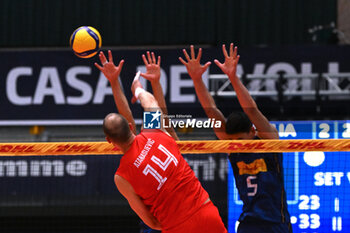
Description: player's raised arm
xmin=141 ymin=51 xmax=178 ymax=140
xmin=94 ymin=50 xmax=136 ymax=134
xmin=214 ymin=43 xmax=278 ymax=139
xmin=131 ymin=77 xmax=170 ymax=136
xmin=179 ymin=45 xmax=229 ymax=140
xmin=131 ymin=78 xmax=160 ymax=111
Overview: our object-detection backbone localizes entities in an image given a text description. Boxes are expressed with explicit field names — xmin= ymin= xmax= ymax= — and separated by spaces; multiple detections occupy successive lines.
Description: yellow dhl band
xmin=0 ymin=139 xmax=349 ymax=156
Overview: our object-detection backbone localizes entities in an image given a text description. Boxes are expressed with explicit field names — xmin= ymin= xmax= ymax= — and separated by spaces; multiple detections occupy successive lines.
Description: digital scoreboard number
xmin=228 ymin=120 xmax=350 ymax=233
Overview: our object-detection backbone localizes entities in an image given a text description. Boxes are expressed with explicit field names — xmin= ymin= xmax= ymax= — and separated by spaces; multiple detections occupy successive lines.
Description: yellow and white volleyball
xmin=70 ymin=26 xmax=102 ymax=58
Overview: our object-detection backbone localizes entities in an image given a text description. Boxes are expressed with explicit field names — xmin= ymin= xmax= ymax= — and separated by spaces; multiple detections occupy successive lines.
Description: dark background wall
xmin=0 ymin=0 xmax=337 ymax=48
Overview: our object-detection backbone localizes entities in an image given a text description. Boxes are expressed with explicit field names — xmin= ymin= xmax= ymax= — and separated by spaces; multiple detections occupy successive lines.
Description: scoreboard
xmin=228 ymin=120 xmax=350 ymax=233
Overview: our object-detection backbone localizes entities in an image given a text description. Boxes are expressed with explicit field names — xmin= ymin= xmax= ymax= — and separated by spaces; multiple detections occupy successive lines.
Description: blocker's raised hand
xmin=141 ymin=51 xmax=161 ymax=82
xmin=214 ymin=43 xmax=240 ymax=79
xmin=179 ymin=45 xmax=211 ymax=81
xmin=94 ymin=50 xmax=124 ymax=84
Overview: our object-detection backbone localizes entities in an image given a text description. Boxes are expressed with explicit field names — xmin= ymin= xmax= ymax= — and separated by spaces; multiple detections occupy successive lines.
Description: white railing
xmin=209 ymin=73 xmax=350 ymax=98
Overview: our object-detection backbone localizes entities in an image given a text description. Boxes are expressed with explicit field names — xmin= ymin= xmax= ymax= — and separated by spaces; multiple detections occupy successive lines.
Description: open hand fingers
xmin=140 ymin=73 xmax=151 ymax=80
xmin=235 ymin=55 xmax=240 ymax=65
xmin=190 ymin=45 xmax=195 ymax=59
xmin=229 ymin=43 xmax=234 ymax=57
xmin=117 ymin=59 xmax=125 ymax=69
xmin=99 ymin=51 xmax=108 ymax=65
xmin=214 ymin=59 xmax=223 ymax=69
xmin=182 ymin=49 xmax=191 ymax=61
xmin=178 ymin=56 xmax=187 ymax=65
xmin=233 ymin=45 xmax=238 ymax=58
xmin=108 ymin=50 xmax=113 ymax=63
xmin=203 ymin=61 xmax=211 ymax=70
xmin=147 ymin=51 xmax=152 ymax=64
xmin=197 ymin=48 xmax=202 ymax=61
xmin=143 ymin=51 xmax=160 ymax=65
xmin=94 ymin=62 xmax=103 ymax=71
xmin=222 ymin=44 xmax=229 ymax=59
xmin=151 ymin=52 xmax=156 ymax=64
xmin=142 ymin=54 xmax=149 ymax=65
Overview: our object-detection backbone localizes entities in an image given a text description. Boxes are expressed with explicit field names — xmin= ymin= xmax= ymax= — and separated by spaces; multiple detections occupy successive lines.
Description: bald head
xmin=103 ymin=113 xmax=132 ymax=144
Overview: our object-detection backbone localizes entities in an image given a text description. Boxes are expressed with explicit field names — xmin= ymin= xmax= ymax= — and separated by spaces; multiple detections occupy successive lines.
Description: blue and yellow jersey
xmin=229 ymin=144 xmax=290 ymax=224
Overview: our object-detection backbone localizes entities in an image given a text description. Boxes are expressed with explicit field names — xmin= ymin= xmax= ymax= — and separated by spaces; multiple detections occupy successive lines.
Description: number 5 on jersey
xmin=247 ymin=176 xmax=257 ymax=196
xmin=143 ymin=144 xmax=178 ymax=190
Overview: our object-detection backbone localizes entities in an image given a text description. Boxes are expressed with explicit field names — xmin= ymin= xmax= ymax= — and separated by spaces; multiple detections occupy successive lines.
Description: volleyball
xmin=70 ymin=26 xmax=102 ymax=58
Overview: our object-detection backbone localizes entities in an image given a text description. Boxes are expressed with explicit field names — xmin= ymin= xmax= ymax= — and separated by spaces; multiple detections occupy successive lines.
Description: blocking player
xmin=179 ymin=44 xmax=292 ymax=233
xmin=102 ymin=77 xmax=228 ymax=232
xmin=95 ymin=50 xmax=178 ymax=140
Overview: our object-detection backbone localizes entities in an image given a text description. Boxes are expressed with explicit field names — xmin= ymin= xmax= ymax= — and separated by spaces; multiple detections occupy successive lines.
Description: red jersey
xmin=116 ymin=130 xmax=209 ymax=230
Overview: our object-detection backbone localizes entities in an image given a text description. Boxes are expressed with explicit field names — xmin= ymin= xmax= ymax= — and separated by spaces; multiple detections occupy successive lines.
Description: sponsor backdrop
xmin=0 ymin=45 xmax=349 ymax=125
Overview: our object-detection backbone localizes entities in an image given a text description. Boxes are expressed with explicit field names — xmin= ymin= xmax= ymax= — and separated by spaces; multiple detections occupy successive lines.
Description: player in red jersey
xmin=103 ymin=78 xmax=227 ymax=232
xmin=95 ymin=50 xmax=174 ymax=232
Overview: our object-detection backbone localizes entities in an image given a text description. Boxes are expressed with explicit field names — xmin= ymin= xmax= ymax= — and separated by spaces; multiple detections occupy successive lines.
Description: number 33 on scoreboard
xmin=142 ymin=144 xmax=179 ymax=190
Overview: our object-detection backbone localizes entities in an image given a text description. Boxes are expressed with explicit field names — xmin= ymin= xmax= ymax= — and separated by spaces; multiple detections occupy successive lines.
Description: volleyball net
xmin=0 ymin=138 xmax=349 ymax=233
xmin=0 ymin=138 xmax=349 ymax=156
